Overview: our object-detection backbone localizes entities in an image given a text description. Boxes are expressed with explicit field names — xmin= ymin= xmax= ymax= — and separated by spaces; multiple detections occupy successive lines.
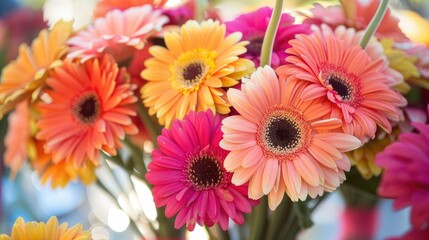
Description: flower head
xmin=304 ymin=0 xmax=408 ymax=42
xmin=141 ymin=20 xmax=254 ymax=128
xmin=68 ymin=5 xmax=168 ymax=62
xmin=0 ymin=20 xmax=73 ymax=118
xmin=0 ymin=216 xmax=90 ymax=240
xmin=220 ymin=66 xmax=361 ymax=209
xmin=225 ymin=7 xmax=311 ymax=68
xmin=376 ymin=113 xmax=429 ymax=230
xmin=93 ymin=0 xmax=167 ymax=18
xmin=36 ymin=55 xmax=138 ymax=167
xmin=4 ymin=101 xmax=29 ymax=178
xmin=146 ymin=110 xmax=258 ymax=231
xmin=277 ymin=25 xmax=406 ymax=142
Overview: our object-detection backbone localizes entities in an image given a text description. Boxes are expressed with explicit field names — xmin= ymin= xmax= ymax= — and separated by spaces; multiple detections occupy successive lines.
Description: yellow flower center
xmin=170 ymin=48 xmax=216 ymax=95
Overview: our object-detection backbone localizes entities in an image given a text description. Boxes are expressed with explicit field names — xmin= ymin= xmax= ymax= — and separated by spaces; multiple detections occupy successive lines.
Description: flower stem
xmin=195 ymin=0 xmax=207 ymax=22
xmin=260 ymin=0 xmax=284 ymax=67
xmin=293 ymin=201 xmax=313 ymax=229
xmin=359 ymin=0 xmax=389 ymax=49
xmin=136 ymin=101 xmax=162 ymax=148
xmin=249 ymin=196 xmax=268 ymax=240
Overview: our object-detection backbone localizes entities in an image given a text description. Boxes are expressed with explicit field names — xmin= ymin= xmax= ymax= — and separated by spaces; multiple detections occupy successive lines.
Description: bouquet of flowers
xmin=0 ymin=0 xmax=428 ymax=239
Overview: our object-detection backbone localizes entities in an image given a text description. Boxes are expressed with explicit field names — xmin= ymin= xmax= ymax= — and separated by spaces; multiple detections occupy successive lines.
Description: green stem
xmin=136 ymin=101 xmax=162 ymax=148
xmin=359 ymin=0 xmax=389 ymax=48
xmin=260 ymin=0 xmax=284 ymax=67
xmin=293 ymin=201 xmax=313 ymax=229
xmin=249 ymin=197 xmax=268 ymax=240
xmin=195 ymin=0 xmax=207 ymax=22
xmin=265 ymin=198 xmax=292 ymax=240
xmin=123 ymin=137 xmax=147 ymax=178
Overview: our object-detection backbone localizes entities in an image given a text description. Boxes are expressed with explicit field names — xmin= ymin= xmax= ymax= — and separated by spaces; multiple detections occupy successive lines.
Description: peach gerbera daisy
xmin=277 ymin=25 xmax=407 ymax=142
xmin=220 ymin=66 xmax=361 ymax=209
xmin=304 ymin=0 xmax=408 ymax=42
xmin=0 ymin=20 xmax=73 ymax=118
xmin=141 ymin=20 xmax=254 ymax=128
xmin=0 ymin=216 xmax=90 ymax=240
xmin=67 ymin=5 xmax=168 ymax=62
xmin=36 ymin=55 xmax=138 ymax=167
xmin=93 ymin=0 xmax=168 ymax=18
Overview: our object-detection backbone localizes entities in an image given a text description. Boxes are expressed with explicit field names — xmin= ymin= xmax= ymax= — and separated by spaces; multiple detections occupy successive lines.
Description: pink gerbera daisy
xmin=36 ymin=55 xmax=138 ymax=167
xmin=68 ymin=5 xmax=168 ymax=62
xmin=225 ymin=7 xmax=311 ymax=68
xmin=220 ymin=66 xmax=361 ymax=210
xmin=277 ymin=25 xmax=406 ymax=142
xmin=376 ymin=111 xmax=429 ymax=231
xmin=146 ymin=110 xmax=258 ymax=231
xmin=304 ymin=0 xmax=408 ymax=42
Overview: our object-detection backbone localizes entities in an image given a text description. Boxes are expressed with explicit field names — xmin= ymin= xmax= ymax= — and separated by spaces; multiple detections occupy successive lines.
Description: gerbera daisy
xmin=93 ymin=0 xmax=168 ymax=18
xmin=29 ymin=139 xmax=96 ymax=188
xmin=304 ymin=0 xmax=408 ymax=42
xmin=0 ymin=216 xmax=90 ymax=240
xmin=220 ymin=66 xmax=361 ymax=209
xmin=67 ymin=5 xmax=168 ymax=62
xmin=376 ymin=112 xmax=429 ymax=230
xmin=146 ymin=110 xmax=258 ymax=231
xmin=277 ymin=25 xmax=407 ymax=142
xmin=4 ymin=101 xmax=29 ymax=178
xmin=225 ymin=7 xmax=311 ymax=68
xmin=36 ymin=55 xmax=138 ymax=167
xmin=0 ymin=20 xmax=73 ymax=118
xmin=141 ymin=20 xmax=254 ymax=128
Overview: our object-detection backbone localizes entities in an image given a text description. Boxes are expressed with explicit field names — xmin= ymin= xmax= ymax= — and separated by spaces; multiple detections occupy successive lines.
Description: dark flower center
xmin=327 ymin=75 xmax=352 ymax=100
xmin=73 ymin=92 xmax=100 ymax=125
xmin=265 ymin=117 xmax=301 ymax=151
xmin=183 ymin=63 xmax=203 ymax=82
xmin=187 ymin=155 xmax=223 ymax=190
xmin=247 ymin=37 xmax=264 ymax=55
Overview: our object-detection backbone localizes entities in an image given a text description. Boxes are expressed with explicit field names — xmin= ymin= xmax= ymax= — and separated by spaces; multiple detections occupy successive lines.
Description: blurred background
xmin=0 ymin=0 xmax=428 ymax=239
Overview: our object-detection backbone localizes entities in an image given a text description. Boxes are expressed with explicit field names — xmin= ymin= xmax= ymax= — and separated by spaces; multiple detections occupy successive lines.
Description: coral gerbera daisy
xmin=141 ymin=20 xmax=254 ymax=128
xmin=376 ymin=112 xmax=429 ymax=230
xmin=0 ymin=216 xmax=90 ymax=240
xmin=4 ymin=101 xmax=29 ymax=178
xmin=304 ymin=0 xmax=408 ymax=42
xmin=225 ymin=7 xmax=311 ymax=68
xmin=146 ymin=110 xmax=258 ymax=231
xmin=67 ymin=5 xmax=168 ymax=62
xmin=36 ymin=55 xmax=138 ymax=167
xmin=277 ymin=25 xmax=407 ymax=142
xmin=0 ymin=20 xmax=73 ymax=118
xmin=220 ymin=66 xmax=361 ymax=209
xmin=93 ymin=0 xmax=168 ymax=18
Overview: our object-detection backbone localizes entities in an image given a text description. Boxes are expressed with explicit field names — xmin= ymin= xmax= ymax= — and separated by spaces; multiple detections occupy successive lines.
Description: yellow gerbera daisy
xmin=381 ymin=38 xmax=419 ymax=93
xmin=0 ymin=20 xmax=73 ymax=118
xmin=347 ymin=129 xmax=398 ymax=179
xmin=0 ymin=216 xmax=91 ymax=240
xmin=141 ymin=20 xmax=254 ymax=128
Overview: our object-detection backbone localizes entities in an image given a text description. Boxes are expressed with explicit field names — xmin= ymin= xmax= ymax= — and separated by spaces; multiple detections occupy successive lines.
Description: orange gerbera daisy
xmin=220 ymin=66 xmax=361 ymax=209
xmin=36 ymin=55 xmax=138 ymax=167
xmin=93 ymin=0 xmax=168 ymax=18
xmin=3 ymin=101 xmax=30 ymax=177
xmin=277 ymin=25 xmax=407 ymax=142
xmin=0 ymin=20 xmax=73 ymax=118
xmin=141 ymin=20 xmax=254 ymax=128
xmin=0 ymin=216 xmax=90 ymax=240
xmin=29 ymin=139 xmax=96 ymax=188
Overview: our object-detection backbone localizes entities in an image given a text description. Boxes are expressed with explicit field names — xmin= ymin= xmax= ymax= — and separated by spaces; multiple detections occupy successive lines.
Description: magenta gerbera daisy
xmin=220 ymin=66 xmax=361 ymax=209
xmin=376 ymin=112 xmax=429 ymax=231
xmin=67 ymin=5 xmax=168 ymax=62
xmin=146 ymin=110 xmax=258 ymax=231
xmin=225 ymin=7 xmax=311 ymax=69
xmin=277 ymin=25 xmax=407 ymax=142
